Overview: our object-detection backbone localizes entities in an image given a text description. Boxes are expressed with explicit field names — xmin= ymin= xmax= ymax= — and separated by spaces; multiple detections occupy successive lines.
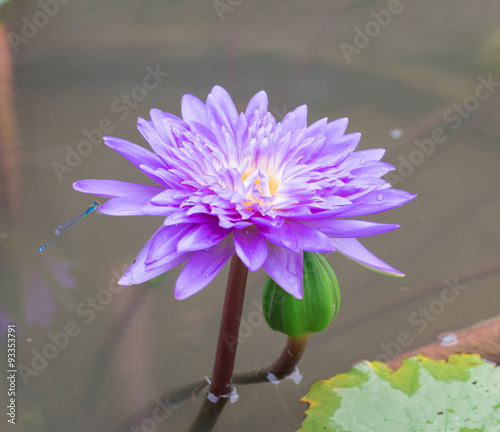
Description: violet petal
xmin=338 ymin=189 xmax=417 ymax=217
xmin=234 ymin=226 xmax=268 ymax=271
xmin=73 ymin=179 xmax=163 ymax=198
xmin=175 ymin=237 xmax=234 ymax=299
xmin=305 ymin=219 xmax=400 ymax=238
xmin=99 ymin=196 xmax=155 ymax=215
xmin=287 ymin=221 xmax=335 ymax=252
xmin=177 ymin=223 xmax=230 ymax=253
xmin=181 ymin=93 xmax=207 ymax=126
xmin=330 ymin=237 xmax=404 ymax=277
xmin=262 ymin=243 xmax=303 ymax=299
xmin=119 ymin=226 xmax=192 ymax=285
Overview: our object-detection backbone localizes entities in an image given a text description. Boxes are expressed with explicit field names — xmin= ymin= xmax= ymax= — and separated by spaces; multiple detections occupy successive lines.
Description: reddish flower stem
xmin=209 ymin=254 xmax=249 ymax=397
xmin=267 ymin=334 xmax=309 ymax=378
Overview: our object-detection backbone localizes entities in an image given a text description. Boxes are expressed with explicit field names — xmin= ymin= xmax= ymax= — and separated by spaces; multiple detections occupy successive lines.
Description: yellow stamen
xmin=242 ymin=170 xmax=279 ymax=196
xmin=269 ymin=176 xmax=279 ymax=196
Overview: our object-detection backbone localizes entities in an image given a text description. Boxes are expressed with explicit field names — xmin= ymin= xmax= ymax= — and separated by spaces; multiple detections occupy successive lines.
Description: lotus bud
xmin=263 ymin=252 xmax=340 ymax=337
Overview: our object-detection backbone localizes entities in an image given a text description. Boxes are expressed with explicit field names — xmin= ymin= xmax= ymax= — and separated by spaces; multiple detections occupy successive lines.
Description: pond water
xmin=1 ymin=0 xmax=500 ymax=430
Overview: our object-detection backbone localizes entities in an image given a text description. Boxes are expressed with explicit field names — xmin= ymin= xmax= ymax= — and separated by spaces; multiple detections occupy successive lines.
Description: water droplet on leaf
xmin=440 ymin=332 xmax=458 ymax=346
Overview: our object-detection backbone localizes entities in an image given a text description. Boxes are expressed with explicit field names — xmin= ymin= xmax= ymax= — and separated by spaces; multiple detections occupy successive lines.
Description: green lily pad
xmin=299 ymin=354 xmax=500 ymax=432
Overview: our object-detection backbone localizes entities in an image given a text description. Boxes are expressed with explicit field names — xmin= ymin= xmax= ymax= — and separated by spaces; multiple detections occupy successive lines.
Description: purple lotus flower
xmin=74 ymin=86 xmax=415 ymax=300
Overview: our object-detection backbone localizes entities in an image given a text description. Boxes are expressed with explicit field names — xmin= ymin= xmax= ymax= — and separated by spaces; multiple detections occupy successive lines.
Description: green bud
xmin=262 ymin=252 xmax=340 ymax=337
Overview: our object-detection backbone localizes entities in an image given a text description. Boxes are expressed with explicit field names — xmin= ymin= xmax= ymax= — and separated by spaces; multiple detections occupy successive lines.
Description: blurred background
xmin=1 ymin=0 xmax=500 ymax=430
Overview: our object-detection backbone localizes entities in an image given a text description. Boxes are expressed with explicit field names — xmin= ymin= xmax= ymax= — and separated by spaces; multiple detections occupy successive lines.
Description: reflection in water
xmin=0 ymin=253 xmax=78 ymax=340
xmin=0 ymin=21 xmax=19 ymax=219
xmin=23 ymin=256 xmax=77 ymax=326
xmin=23 ymin=266 xmax=58 ymax=327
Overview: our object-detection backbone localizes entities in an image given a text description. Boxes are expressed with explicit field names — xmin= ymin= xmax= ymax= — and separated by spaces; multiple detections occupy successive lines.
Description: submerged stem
xmin=209 ymin=254 xmax=249 ymax=396
xmin=118 ymin=333 xmax=310 ymax=432
xmin=189 ymin=396 xmax=228 ymax=432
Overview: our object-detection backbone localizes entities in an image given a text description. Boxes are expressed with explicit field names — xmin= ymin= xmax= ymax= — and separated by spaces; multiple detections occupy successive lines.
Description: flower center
xmin=241 ymin=169 xmax=280 ymax=196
